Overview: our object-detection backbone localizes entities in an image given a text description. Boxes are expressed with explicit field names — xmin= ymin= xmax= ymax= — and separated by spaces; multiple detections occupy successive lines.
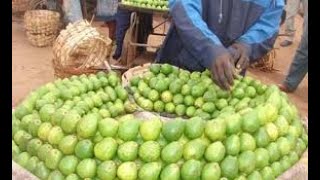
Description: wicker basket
xmin=52 ymin=20 xmax=112 ymax=78
xmin=24 ymin=10 xmax=61 ymax=47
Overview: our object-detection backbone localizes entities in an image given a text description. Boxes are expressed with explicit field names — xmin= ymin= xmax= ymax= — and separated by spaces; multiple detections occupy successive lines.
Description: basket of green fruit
xmin=121 ymin=0 xmax=169 ymax=12
xmin=12 ymin=64 xmax=308 ymax=180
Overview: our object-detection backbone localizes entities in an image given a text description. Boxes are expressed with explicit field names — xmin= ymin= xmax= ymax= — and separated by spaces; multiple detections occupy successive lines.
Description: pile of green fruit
xmin=12 ymin=64 xmax=308 ymax=180
xmin=122 ymin=0 xmax=169 ymax=11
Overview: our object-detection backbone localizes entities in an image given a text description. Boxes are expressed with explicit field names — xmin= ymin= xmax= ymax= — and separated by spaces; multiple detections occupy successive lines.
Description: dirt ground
xmin=12 ymin=15 xmax=308 ymax=118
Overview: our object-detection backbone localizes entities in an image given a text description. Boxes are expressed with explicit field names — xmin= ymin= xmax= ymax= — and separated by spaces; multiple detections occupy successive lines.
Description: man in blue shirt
xmin=157 ymin=0 xmax=285 ymax=90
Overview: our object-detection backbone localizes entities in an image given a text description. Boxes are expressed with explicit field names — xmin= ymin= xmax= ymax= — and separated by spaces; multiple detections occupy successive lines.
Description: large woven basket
xmin=24 ymin=10 xmax=61 ymax=47
xmin=52 ymin=20 xmax=112 ymax=78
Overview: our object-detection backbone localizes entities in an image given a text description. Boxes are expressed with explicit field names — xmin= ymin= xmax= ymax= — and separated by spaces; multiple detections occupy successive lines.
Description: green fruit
xmin=76 ymin=159 xmax=97 ymax=178
xmin=185 ymin=117 xmax=204 ymax=139
xmin=205 ymin=141 xmax=226 ymax=162
xmin=181 ymin=159 xmax=201 ymax=180
xmin=247 ymin=171 xmax=263 ymax=180
xmin=59 ymin=135 xmax=78 ymax=155
xmin=20 ymin=114 xmax=34 ymax=130
xmin=277 ymin=137 xmax=291 ymax=156
xmin=225 ymin=135 xmax=241 ymax=156
xmin=232 ymin=88 xmax=245 ymax=99
xmin=115 ymin=86 xmax=128 ymax=101
xmin=61 ymin=110 xmax=81 ymax=134
xmin=242 ymin=110 xmax=260 ymax=133
xmin=48 ymin=126 xmax=65 ymax=145
xmin=77 ymin=113 xmax=99 ymax=138
xmin=97 ymin=161 xmax=117 ymax=180
xmin=117 ymin=162 xmax=137 ymax=180
xmin=184 ymin=95 xmax=194 ymax=106
xmin=45 ymin=149 xmax=63 ymax=170
xmin=75 ymin=140 xmax=94 ymax=159
xmin=39 ymin=104 xmax=56 ymax=122
xmin=59 ymin=155 xmax=79 ymax=175
xmin=220 ymin=156 xmax=239 ymax=179
xmin=138 ymin=162 xmax=162 ymax=180
xmin=226 ymin=113 xmax=242 ymax=135
xmin=240 ymin=133 xmax=256 ymax=152
xmin=16 ymin=152 xmax=30 ymax=167
xmin=238 ymin=151 xmax=256 ymax=174
xmin=216 ymin=99 xmax=228 ymax=110
xmin=37 ymin=143 xmax=53 ymax=161
xmin=174 ymin=104 xmax=186 ymax=116
xmin=34 ymin=162 xmax=50 ymax=179
xmin=162 ymin=119 xmax=185 ymax=141
xmin=130 ymin=76 xmax=141 ymax=86
xmin=181 ymin=84 xmax=191 ymax=95
xmin=203 ymin=90 xmax=217 ymax=102
xmin=204 ymin=119 xmax=226 ymax=141
xmin=191 ymin=85 xmax=205 ymax=97
xmin=255 ymin=127 xmax=270 ymax=147
xmin=260 ymin=166 xmax=275 ymax=180
xmin=271 ymin=161 xmax=282 ymax=177
xmin=161 ymin=63 xmax=173 ymax=75
xmin=160 ymin=164 xmax=180 ymax=180
xmin=65 ymin=174 xmax=80 ymax=180
xmin=27 ymin=138 xmax=42 ymax=156
xmin=140 ymin=99 xmax=154 ymax=111
xmin=117 ymin=141 xmax=139 ymax=162
xmin=154 ymin=101 xmax=165 ymax=112
xmin=148 ymin=89 xmax=160 ymax=102
xmin=12 ymin=142 xmax=20 ymax=160
xmin=194 ymin=97 xmax=204 ymax=108
xmin=140 ymin=118 xmax=162 ymax=141
xmin=186 ymin=106 xmax=196 ymax=117
xmin=161 ymin=141 xmax=183 ymax=163
xmin=150 ymin=64 xmax=161 ymax=74
xmin=255 ymin=148 xmax=270 ymax=169
xmin=265 ymin=123 xmax=279 ymax=142
xmin=165 ymin=102 xmax=175 ymax=113
xmin=183 ymin=139 xmax=206 ymax=160
xmin=139 ymin=141 xmax=161 ymax=162
xmin=169 ymin=81 xmax=183 ymax=94
xmin=288 ymin=151 xmax=299 ymax=165
xmin=28 ymin=119 xmax=42 ymax=137
xmin=295 ymin=138 xmax=307 ymax=156
xmin=201 ymin=162 xmax=221 ymax=180
xmin=94 ymin=138 xmax=118 ymax=161
xmin=118 ymin=119 xmax=140 ymax=141
xmin=99 ymin=118 xmax=119 ymax=138
xmin=202 ymin=102 xmax=216 ymax=113
xmin=280 ymin=156 xmax=291 ymax=171
xmin=173 ymin=94 xmax=184 ymax=105
xmin=38 ymin=122 xmax=52 ymax=141
xmin=25 ymin=156 xmax=39 ymax=172
xmin=245 ymin=86 xmax=257 ymax=98
xmin=275 ymin=116 xmax=289 ymax=136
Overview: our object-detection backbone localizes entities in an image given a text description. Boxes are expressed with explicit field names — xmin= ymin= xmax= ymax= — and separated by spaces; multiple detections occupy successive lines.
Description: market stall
xmin=117 ymin=2 xmax=170 ymax=69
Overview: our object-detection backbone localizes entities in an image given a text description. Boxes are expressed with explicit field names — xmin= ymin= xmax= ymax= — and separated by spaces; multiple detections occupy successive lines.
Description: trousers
xmin=283 ymin=3 xmax=308 ymax=91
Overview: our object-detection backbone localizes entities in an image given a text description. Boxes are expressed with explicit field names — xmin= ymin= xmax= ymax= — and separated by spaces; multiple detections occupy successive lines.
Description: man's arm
xmin=169 ymin=0 xmax=228 ymax=68
xmin=236 ymin=0 xmax=285 ymax=62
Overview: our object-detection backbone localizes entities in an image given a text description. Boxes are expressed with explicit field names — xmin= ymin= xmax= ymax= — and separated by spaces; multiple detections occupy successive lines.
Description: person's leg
xmin=281 ymin=0 xmax=301 ymax=47
xmin=113 ymin=9 xmax=132 ymax=60
xmin=282 ymin=20 xmax=308 ymax=92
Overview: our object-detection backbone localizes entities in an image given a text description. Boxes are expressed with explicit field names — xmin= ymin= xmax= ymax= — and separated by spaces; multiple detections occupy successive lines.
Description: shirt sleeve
xmin=169 ymin=0 xmax=228 ymax=69
xmin=236 ymin=0 xmax=285 ymax=61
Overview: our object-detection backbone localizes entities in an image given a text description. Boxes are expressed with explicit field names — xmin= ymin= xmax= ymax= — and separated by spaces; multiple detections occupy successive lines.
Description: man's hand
xmin=231 ymin=43 xmax=250 ymax=70
xmin=211 ymin=53 xmax=235 ymax=90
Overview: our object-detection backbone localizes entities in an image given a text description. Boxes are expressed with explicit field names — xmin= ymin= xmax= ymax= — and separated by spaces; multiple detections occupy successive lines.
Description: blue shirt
xmin=157 ymin=0 xmax=285 ymax=72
